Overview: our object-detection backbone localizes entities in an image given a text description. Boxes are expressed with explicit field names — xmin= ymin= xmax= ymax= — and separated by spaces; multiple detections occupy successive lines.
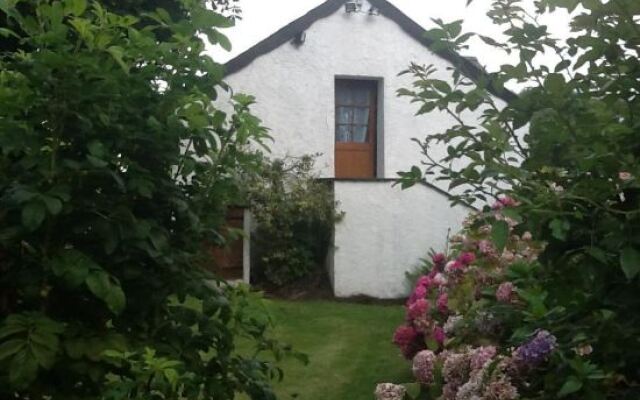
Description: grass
xmin=258 ymin=299 xmax=412 ymax=400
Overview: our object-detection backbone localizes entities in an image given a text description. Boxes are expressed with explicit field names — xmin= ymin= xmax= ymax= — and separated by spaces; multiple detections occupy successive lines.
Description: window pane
xmin=352 ymin=125 xmax=368 ymax=142
xmin=336 ymin=124 xmax=351 ymax=142
xmin=336 ymin=107 xmax=353 ymax=124
xmin=352 ymin=87 xmax=370 ymax=105
xmin=353 ymin=107 xmax=369 ymax=125
xmin=336 ymin=86 xmax=353 ymax=105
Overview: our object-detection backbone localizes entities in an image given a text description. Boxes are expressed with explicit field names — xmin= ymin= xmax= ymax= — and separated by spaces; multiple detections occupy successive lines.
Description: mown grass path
xmin=262 ymin=299 xmax=412 ymax=400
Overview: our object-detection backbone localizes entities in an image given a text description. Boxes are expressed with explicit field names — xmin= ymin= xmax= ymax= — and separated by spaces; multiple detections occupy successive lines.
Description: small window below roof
xmin=335 ymin=79 xmax=378 ymax=178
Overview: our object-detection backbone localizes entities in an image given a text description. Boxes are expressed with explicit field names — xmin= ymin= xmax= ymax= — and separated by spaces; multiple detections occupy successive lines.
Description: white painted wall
xmin=332 ymin=181 xmax=470 ymax=298
xmin=223 ymin=1 xmax=503 ymax=297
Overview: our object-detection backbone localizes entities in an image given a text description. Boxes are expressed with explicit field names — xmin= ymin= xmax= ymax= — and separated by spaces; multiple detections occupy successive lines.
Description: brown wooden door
xmin=335 ymin=79 xmax=377 ymax=178
xmin=208 ymin=208 xmax=244 ymax=280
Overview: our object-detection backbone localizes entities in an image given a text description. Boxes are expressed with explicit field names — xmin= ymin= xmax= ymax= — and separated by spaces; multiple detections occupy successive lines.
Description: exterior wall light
xmin=293 ymin=31 xmax=306 ymax=45
xmin=345 ymin=1 xmax=361 ymax=13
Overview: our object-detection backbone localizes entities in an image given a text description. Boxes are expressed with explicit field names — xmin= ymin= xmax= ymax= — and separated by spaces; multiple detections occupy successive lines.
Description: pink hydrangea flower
xmin=412 ymin=350 xmax=437 ymax=385
xmin=393 ymin=325 xmax=417 ymax=344
xmin=501 ymin=250 xmax=515 ymax=263
xmin=485 ymin=376 xmax=519 ymax=400
xmin=417 ymin=275 xmax=431 ymax=287
xmin=437 ymin=292 xmax=449 ymax=314
xmin=478 ymin=240 xmax=497 ymax=258
xmin=374 ymin=383 xmax=406 ymax=400
xmin=442 ymin=351 xmax=470 ymax=387
xmin=407 ymin=298 xmax=430 ymax=320
xmin=496 ymin=282 xmax=515 ymax=303
xmin=470 ymin=346 xmax=497 ymax=370
xmin=413 ymin=315 xmax=433 ymax=334
xmin=393 ymin=325 xmax=422 ymax=359
xmin=432 ymin=325 xmax=446 ymax=346
xmin=445 ymin=260 xmax=464 ymax=274
xmin=433 ymin=272 xmax=447 ymax=287
xmin=457 ymin=252 xmax=476 ymax=265
xmin=432 ymin=252 xmax=447 ymax=267
xmin=499 ymin=196 xmax=517 ymax=207
xmin=521 ymin=231 xmax=533 ymax=241
xmin=408 ymin=284 xmax=427 ymax=305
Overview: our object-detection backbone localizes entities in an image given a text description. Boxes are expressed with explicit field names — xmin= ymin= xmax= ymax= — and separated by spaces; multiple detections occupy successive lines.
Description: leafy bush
xmin=392 ymin=0 xmax=640 ymax=398
xmin=245 ymin=155 xmax=342 ymax=287
xmin=0 ymin=1 xmax=292 ymax=398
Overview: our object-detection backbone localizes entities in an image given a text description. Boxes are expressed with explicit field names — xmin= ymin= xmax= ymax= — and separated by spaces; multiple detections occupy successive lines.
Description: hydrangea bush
xmin=388 ymin=1 xmax=640 ymax=398
xmin=379 ymin=199 xmax=561 ymax=400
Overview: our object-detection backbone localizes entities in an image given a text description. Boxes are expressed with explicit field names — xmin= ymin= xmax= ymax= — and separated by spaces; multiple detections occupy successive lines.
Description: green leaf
xmin=0 ymin=339 xmax=26 ymax=361
xmin=544 ymin=73 xmax=566 ymax=94
xmin=42 ymin=195 xmax=63 ymax=215
xmin=87 ymin=154 xmax=108 ymax=167
xmin=106 ymin=46 xmax=129 ymax=74
xmin=0 ymin=27 xmax=19 ymax=38
xmin=49 ymin=249 xmax=92 ymax=287
xmin=557 ymin=376 xmax=583 ymax=397
xmin=214 ymin=31 xmax=232 ymax=51
xmin=501 ymin=208 xmax=523 ymax=224
xmin=549 ymin=219 xmax=570 ymax=241
xmin=491 ymin=220 xmax=509 ymax=252
xmin=86 ymin=270 xmax=126 ymax=314
xmin=30 ymin=341 xmax=57 ymax=369
xmin=403 ymin=382 xmax=422 ymax=399
xmin=620 ymin=247 xmax=640 ymax=280
xmin=9 ymin=347 xmax=39 ymax=388
xmin=64 ymin=0 xmax=87 ymax=15
xmin=554 ymin=59 xmax=571 ymax=72
xmin=21 ymin=201 xmax=46 ymax=231
xmin=0 ymin=324 xmax=27 ymax=341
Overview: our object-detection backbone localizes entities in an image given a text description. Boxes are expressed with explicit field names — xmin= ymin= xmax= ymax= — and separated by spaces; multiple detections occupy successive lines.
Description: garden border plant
xmin=244 ymin=154 xmax=343 ymax=287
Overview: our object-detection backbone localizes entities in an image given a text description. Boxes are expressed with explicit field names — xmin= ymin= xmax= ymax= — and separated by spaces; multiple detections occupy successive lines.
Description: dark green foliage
xmin=399 ymin=0 xmax=640 ymax=398
xmin=245 ymin=155 xmax=343 ymax=287
xmin=0 ymin=0 xmax=289 ymax=398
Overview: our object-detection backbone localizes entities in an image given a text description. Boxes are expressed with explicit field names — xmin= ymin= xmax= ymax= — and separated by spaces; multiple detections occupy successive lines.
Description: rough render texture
xmin=333 ymin=181 xmax=470 ymax=298
xmin=224 ymin=1 xmax=501 ymax=298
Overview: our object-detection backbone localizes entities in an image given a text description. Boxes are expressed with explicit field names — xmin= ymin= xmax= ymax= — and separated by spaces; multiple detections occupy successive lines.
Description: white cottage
xmin=223 ymin=0 xmax=513 ymax=298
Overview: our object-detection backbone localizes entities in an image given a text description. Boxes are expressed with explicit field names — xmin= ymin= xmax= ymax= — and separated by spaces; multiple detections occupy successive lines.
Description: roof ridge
xmin=224 ymin=0 xmax=516 ymax=103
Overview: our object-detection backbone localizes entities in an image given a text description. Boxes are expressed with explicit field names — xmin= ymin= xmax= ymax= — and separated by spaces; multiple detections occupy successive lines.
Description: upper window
xmin=335 ymin=80 xmax=377 ymax=143
xmin=334 ymin=79 xmax=379 ymax=179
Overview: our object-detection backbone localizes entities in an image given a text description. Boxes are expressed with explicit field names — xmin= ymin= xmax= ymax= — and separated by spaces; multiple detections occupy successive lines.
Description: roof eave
xmin=223 ymin=0 xmax=517 ymax=103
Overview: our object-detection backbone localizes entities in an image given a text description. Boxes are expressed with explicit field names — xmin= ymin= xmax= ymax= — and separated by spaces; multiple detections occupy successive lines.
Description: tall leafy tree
xmin=0 ymin=0 xmax=286 ymax=399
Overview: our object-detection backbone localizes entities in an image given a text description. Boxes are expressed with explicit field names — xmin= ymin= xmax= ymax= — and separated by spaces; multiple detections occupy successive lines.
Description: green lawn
xmin=259 ymin=299 xmax=412 ymax=400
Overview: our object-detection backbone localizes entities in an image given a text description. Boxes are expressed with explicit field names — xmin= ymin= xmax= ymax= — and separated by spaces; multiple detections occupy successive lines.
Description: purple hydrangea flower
xmin=513 ymin=330 xmax=557 ymax=367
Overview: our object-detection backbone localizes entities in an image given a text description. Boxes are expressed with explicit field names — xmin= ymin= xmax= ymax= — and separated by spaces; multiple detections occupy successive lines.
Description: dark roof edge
xmin=367 ymin=0 xmax=517 ymax=103
xmin=223 ymin=0 xmax=517 ymax=104
xmin=319 ymin=177 xmax=477 ymax=211
xmin=224 ymin=0 xmax=344 ymax=76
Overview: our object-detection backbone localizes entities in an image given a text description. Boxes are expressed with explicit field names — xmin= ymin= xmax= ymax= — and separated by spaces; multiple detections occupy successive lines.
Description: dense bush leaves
xmin=0 ymin=0 xmax=287 ymax=398
xmin=399 ymin=0 xmax=640 ymax=398
xmin=245 ymin=155 xmax=342 ymax=287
